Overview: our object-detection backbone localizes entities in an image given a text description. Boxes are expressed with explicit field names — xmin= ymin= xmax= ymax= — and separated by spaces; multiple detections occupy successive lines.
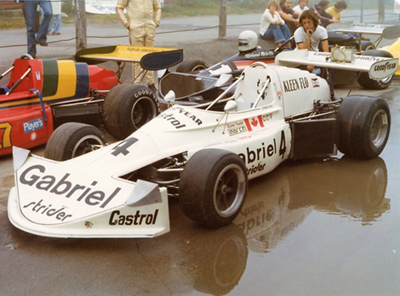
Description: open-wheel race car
xmin=7 ymin=49 xmax=397 ymax=238
xmin=157 ymin=25 xmax=400 ymax=104
xmin=0 ymin=46 xmax=183 ymax=156
xmin=326 ymin=23 xmax=400 ymax=89
xmin=0 ymin=54 xmax=118 ymax=156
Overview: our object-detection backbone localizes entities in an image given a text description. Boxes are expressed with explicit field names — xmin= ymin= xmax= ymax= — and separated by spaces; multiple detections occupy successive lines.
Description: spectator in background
xmin=23 ymin=0 xmax=53 ymax=58
xmin=325 ymin=0 xmax=348 ymax=23
xmin=48 ymin=0 xmax=62 ymax=35
xmin=259 ymin=0 xmax=291 ymax=49
xmin=293 ymin=0 xmax=309 ymax=15
xmin=311 ymin=0 xmax=339 ymax=28
xmin=278 ymin=0 xmax=300 ymax=34
xmin=294 ymin=10 xmax=329 ymax=73
xmin=116 ymin=0 xmax=162 ymax=91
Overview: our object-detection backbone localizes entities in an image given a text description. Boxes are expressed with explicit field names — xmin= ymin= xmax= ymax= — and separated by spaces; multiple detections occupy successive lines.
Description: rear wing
xmin=329 ymin=23 xmax=400 ymax=39
xmin=75 ymin=45 xmax=183 ymax=71
xmin=275 ymin=49 xmax=398 ymax=80
xmin=327 ymin=23 xmax=400 ymax=49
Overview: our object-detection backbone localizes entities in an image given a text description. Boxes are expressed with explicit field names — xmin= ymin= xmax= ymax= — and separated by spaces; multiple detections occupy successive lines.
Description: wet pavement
xmin=1 ymin=13 xmax=400 ymax=296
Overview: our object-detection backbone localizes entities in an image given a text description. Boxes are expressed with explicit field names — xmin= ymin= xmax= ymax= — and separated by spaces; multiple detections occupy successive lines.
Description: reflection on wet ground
xmin=0 ymin=153 xmax=394 ymax=295
xmin=235 ymin=156 xmax=390 ymax=254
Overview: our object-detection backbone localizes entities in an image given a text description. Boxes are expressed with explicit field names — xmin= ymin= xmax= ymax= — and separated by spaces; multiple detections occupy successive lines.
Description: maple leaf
xmin=251 ymin=117 xmax=258 ymax=127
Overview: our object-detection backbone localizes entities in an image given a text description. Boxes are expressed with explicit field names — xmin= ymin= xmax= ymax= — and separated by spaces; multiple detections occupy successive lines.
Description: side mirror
xmin=164 ymin=90 xmax=176 ymax=104
xmin=224 ymin=100 xmax=238 ymax=112
xmin=215 ymin=73 xmax=234 ymax=87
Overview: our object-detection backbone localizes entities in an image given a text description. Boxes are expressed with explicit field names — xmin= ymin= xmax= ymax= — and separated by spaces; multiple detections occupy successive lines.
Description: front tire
xmin=179 ymin=149 xmax=248 ymax=227
xmin=357 ymin=50 xmax=394 ymax=89
xmin=103 ymin=84 xmax=160 ymax=140
xmin=45 ymin=122 xmax=105 ymax=161
xmin=336 ymin=96 xmax=390 ymax=159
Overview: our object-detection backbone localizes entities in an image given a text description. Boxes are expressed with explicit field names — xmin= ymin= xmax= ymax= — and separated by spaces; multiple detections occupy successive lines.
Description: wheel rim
xmin=71 ymin=135 xmax=104 ymax=157
xmin=371 ymin=109 xmax=389 ymax=149
xmin=379 ymin=74 xmax=393 ymax=85
xmin=130 ymin=97 xmax=157 ymax=129
xmin=191 ymin=64 xmax=207 ymax=73
xmin=213 ymin=164 xmax=246 ymax=218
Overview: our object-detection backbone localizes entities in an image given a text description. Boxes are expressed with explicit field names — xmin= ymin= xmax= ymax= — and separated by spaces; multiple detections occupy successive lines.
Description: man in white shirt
xmin=294 ymin=10 xmax=328 ymax=72
xmin=293 ymin=0 xmax=309 ymax=15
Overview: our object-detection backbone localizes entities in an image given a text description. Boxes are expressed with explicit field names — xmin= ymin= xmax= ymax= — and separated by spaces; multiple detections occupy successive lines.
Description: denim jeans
xmin=24 ymin=0 xmax=53 ymax=56
xmin=261 ymin=24 xmax=291 ymax=44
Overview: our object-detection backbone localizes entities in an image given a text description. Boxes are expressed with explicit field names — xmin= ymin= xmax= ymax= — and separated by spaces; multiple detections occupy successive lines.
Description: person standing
xmin=48 ymin=0 xmax=62 ymax=35
xmin=116 ymin=0 xmax=162 ymax=91
xmin=260 ymin=0 xmax=291 ymax=49
xmin=23 ymin=0 xmax=53 ymax=58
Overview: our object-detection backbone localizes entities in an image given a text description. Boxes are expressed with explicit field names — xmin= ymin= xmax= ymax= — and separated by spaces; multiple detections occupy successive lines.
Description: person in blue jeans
xmin=23 ymin=0 xmax=53 ymax=58
xmin=259 ymin=0 xmax=291 ymax=48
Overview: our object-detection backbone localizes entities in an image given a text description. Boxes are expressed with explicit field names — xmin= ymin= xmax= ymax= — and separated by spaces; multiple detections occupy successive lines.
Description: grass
xmin=0 ymin=0 xmax=394 ymax=30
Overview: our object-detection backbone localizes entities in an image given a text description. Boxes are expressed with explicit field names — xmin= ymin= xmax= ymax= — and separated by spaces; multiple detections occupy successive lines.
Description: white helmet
xmin=238 ymin=30 xmax=258 ymax=52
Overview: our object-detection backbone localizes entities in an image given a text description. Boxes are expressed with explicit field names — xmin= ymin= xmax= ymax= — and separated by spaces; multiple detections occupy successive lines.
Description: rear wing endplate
xmin=275 ymin=49 xmax=398 ymax=80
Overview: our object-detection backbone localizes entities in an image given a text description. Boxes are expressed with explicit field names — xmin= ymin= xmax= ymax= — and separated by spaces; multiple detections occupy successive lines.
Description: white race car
xmin=7 ymin=50 xmax=397 ymax=238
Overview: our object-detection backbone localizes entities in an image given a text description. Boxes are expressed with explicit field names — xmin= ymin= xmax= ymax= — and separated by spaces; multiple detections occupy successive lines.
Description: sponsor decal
xmin=23 ymin=199 xmax=73 ymax=221
xmin=244 ymin=50 xmax=274 ymax=59
xmin=311 ymin=77 xmax=320 ymax=88
xmin=238 ymin=131 xmax=287 ymax=175
xmin=282 ymin=77 xmax=309 ymax=92
xmin=244 ymin=115 xmax=264 ymax=132
xmin=0 ymin=122 xmax=12 ymax=149
xmin=373 ymin=61 xmax=397 ymax=72
xmin=158 ymin=106 xmax=203 ymax=129
xmin=109 ymin=210 xmax=159 ymax=226
xmin=227 ymin=121 xmax=247 ymax=136
xmin=35 ymin=71 xmax=41 ymax=80
xmin=19 ymin=165 xmax=121 ymax=213
xmin=23 ymin=118 xmax=44 ymax=134
xmin=30 ymin=132 xmax=37 ymax=141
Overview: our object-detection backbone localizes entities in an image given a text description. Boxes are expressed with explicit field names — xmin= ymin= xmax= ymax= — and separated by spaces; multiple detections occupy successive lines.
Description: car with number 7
xmin=7 ymin=49 xmax=398 ymax=238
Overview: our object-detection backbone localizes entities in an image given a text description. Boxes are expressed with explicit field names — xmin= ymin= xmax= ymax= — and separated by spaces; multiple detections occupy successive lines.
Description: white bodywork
xmin=7 ymin=52 xmax=398 ymax=238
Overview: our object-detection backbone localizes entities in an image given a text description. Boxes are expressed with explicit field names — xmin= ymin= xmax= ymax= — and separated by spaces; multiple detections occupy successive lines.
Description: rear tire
xmin=179 ymin=149 xmax=248 ymax=227
xmin=357 ymin=50 xmax=394 ymax=89
xmin=176 ymin=59 xmax=208 ymax=73
xmin=45 ymin=122 xmax=105 ymax=161
xmin=103 ymin=84 xmax=160 ymax=140
xmin=336 ymin=96 xmax=390 ymax=159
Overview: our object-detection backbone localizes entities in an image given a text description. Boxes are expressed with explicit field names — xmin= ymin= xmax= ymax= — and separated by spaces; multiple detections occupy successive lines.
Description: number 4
xmin=279 ymin=130 xmax=286 ymax=158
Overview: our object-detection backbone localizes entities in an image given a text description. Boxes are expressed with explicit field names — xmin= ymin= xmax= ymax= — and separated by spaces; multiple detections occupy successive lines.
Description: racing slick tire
xmin=179 ymin=149 xmax=248 ymax=228
xmin=176 ymin=59 xmax=208 ymax=73
xmin=45 ymin=122 xmax=105 ymax=161
xmin=336 ymin=96 xmax=390 ymax=159
xmin=103 ymin=84 xmax=160 ymax=140
xmin=357 ymin=50 xmax=394 ymax=90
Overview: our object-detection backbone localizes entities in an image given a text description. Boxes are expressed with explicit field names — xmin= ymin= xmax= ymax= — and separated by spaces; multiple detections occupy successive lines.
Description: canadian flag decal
xmin=244 ymin=115 xmax=264 ymax=132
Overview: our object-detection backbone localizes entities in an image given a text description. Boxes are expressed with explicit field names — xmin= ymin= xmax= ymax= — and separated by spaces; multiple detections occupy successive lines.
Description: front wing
xmin=7 ymin=147 xmax=170 ymax=238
